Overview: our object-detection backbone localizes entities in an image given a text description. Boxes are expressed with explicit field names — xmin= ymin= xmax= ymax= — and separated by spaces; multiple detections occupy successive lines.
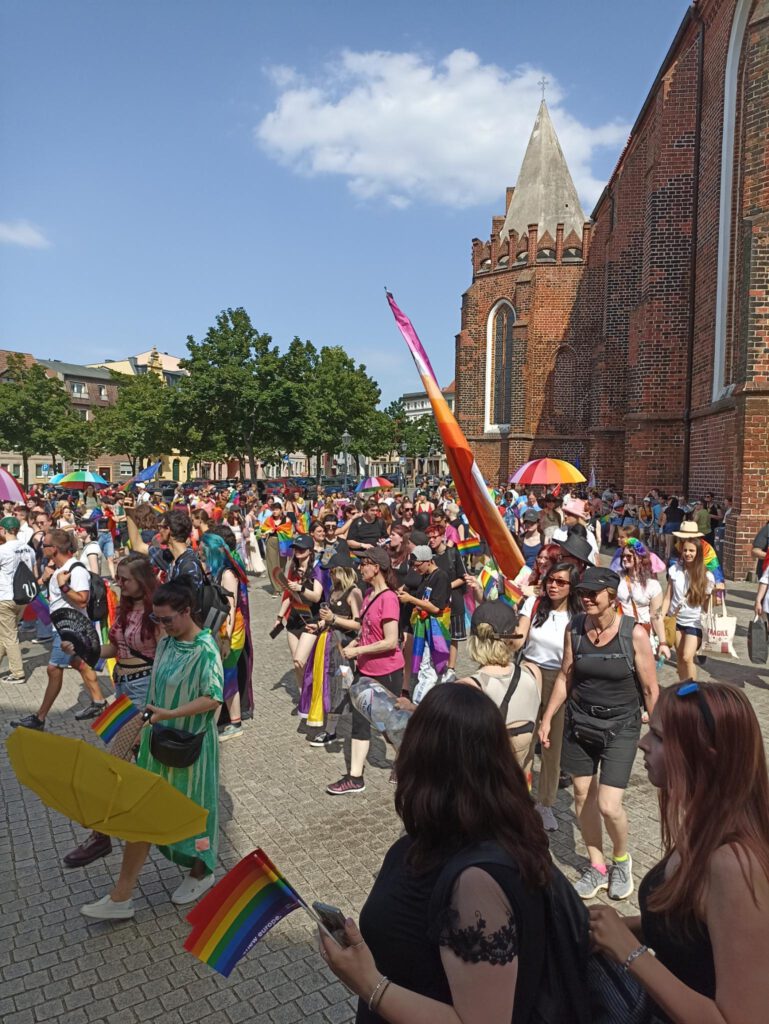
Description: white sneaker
xmin=536 ymin=803 xmax=558 ymax=831
xmin=80 ymin=894 xmax=135 ymax=920
xmin=171 ymin=871 xmax=216 ymax=905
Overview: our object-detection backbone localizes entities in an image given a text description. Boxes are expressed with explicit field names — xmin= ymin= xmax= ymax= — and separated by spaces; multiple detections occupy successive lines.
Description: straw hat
xmin=672 ymin=520 xmax=703 ymax=540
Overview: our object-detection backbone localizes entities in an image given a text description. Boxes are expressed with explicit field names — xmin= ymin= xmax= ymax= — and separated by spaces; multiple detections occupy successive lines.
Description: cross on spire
xmin=538 ymin=76 xmax=548 ymax=100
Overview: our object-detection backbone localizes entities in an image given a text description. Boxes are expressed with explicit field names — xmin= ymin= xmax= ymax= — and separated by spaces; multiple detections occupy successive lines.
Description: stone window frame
xmin=484 ymin=299 xmax=517 ymax=434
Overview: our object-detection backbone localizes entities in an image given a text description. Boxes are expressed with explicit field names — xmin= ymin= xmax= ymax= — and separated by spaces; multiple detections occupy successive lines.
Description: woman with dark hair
xmin=659 ymin=497 xmax=684 ymax=563
xmin=613 ymin=539 xmax=669 ymax=659
xmin=320 ymin=684 xmax=560 ymax=1022
xmin=80 ymin=579 xmax=223 ymax=919
xmin=274 ymin=535 xmax=323 ymax=692
xmin=515 ymin=561 xmax=581 ymax=831
xmin=589 ymin=682 xmax=769 ymax=1022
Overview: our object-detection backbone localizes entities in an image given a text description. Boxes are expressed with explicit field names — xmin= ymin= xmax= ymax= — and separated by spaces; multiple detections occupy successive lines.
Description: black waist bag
xmin=150 ymin=725 xmax=205 ymax=768
xmin=566 ymin=700 xmax=638 ymax=751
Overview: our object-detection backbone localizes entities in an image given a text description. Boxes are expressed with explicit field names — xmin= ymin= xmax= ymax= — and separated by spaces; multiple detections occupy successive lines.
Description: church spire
xmin=499 ymin=100 xmax=586 ymax=243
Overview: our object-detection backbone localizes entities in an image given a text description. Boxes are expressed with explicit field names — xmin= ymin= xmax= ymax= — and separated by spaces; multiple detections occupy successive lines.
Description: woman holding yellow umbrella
xmin=80 ymin=579 xmax=223 ymax=920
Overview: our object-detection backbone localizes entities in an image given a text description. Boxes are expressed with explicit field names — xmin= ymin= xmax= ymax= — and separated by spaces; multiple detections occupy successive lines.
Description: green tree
xmin=92 ymin=370 xmax=173 ymax=473
xmin=176 ymin=308 xmax=297 ymax=481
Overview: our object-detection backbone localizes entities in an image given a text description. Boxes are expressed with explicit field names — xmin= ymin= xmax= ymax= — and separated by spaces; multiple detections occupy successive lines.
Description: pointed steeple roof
xmin=500 ymin=100 xmax=586 ymax=243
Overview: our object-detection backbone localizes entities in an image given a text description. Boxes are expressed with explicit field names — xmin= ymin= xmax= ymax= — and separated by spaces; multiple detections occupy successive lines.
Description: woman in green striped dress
xmin=80 ymin=580 xmax=223 ymax=921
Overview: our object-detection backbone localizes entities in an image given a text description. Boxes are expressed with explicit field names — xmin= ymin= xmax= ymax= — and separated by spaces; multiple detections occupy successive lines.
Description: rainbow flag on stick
xmin=387 ymin=291 xmax=524 ymax=581
xmin=91 ymin=694 xmax=140 ymax=743
xmin=457 ymin=536 xmax=483 ymax=557
xmin=499 ymin=577 xmax=525 ymax=609
xmin=184 ymin=849 xmax=303 ymax=977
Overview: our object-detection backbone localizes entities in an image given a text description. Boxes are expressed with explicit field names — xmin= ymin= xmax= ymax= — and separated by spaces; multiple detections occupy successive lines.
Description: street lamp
xmin=399 ymin=440 xmax=407 ymax=493
xmin=341 ymin=430 xmax=351 ymax=494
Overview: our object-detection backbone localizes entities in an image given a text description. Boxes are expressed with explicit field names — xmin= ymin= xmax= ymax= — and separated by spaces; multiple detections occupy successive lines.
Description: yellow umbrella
xmin=6 ymin=729 xmax=207 ymax=845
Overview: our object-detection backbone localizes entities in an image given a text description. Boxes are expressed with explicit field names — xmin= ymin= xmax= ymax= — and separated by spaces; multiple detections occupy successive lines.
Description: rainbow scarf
xmin=184 ymin=849 xmax=302 ymax=977
xmin=457 ymin=536 xmax=483 ymax=557
xmin=91 ymin=694 xmax=140 ymax=743
xmin=410 ymin=607 xmax=451 ymax=676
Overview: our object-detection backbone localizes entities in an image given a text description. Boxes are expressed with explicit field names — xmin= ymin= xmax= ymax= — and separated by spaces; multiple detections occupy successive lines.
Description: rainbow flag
xmin=276 ymin=521 xmax=294 ymax=557
xmin=457 ymin=536 xmax=483 ymax=557
xmin=91 ymin=694 xmax=140 ymax=743
xmin=387 ymin=292 xmax=524 ymax=581
xmin=410 ymin=608 xmax=451 ymax=676
xmin=499 ymin=577 xmax=525 ymax=609
xmin=296 ymin=509 xmax=310 ymax=534
xmin=701 ymin=539 xmax=724 ymax=585
xmin=184 ymin=849 xmax=302 ymax=977
xmin=21 ymin=591 xmax=51 ymax=626
xmin=478 ymin=565 xmax=498 ymax=599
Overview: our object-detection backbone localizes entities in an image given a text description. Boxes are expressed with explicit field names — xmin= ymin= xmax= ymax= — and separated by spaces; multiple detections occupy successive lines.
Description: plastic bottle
xmin=350 ymin=677 xmax=412 ymax=749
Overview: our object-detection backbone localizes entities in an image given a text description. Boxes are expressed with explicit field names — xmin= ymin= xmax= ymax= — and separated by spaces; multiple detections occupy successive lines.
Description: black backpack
xmin=427 ymin=841 xmax=591 ymax=1024
xmin=13 ymin=557 xmax=39 ymax=605
xmin=198 ymin=570 xmax=232 ymax=635
xmin=74 ymin=561 xmax=108 ymax=622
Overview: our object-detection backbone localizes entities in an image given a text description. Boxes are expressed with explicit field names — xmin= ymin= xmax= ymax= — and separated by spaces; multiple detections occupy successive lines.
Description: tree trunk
xmin=22 ymin=452 xmax=29 ymax=489
xmin=243 ymin=436 xmax=257 ymax=482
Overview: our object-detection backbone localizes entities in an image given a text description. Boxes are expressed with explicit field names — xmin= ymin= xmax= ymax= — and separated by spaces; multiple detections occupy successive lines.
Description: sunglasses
xmin=576 ymin=588 xmax=604 ymax=598
xmin=676 ymin=681 xmax=716 ymax=742
xmin=546 ymin=578 xmax=571 ymax=587
xmin=150 ymin=611 xmax=182 ymax=625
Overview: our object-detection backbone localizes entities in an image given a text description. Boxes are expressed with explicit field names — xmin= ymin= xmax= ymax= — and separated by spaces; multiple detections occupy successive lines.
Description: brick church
xmin=455 ymin=0 xmax=768 ymax=578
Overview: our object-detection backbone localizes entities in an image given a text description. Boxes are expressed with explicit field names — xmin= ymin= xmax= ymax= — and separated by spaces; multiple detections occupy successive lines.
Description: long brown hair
xmin=649 ymin=683 xmax=769 ymax=921
xmin=115 ymin=553 xmax=158 ymax=640
xmin=395 ymin=685 xmax=551 ymax=887
xmin=678 ymin=540 xmax=708 ymax=608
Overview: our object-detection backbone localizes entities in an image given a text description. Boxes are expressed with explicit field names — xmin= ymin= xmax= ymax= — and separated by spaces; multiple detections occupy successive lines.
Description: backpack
xmin=198 ymin=570 xmax=232 ymax=635
xmin=427 ymin=841 xmax=591 ymax=1024
xmin=73 ymin=561 xmax=109 ymax=622
xmin=13 ymin=556 xmax=39 ymax=605
xmin=570 ymin=612 xmax=643 ymax=709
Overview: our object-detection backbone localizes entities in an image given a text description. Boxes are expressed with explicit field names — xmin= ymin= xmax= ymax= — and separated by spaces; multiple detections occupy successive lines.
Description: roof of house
xmin=37 ymin=359 xmax=114 ymax=381
xmin=499 ymin=100 xmax=586 ymax=243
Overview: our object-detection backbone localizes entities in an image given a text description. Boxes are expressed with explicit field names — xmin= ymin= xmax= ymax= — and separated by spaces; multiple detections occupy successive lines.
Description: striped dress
xmin=137 ymin=629 xmax=223 ymax=875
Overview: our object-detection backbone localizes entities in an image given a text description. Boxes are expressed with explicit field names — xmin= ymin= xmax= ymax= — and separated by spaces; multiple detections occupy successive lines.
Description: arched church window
xmin=486 ymin=302 xmax=524 ymax=431
xmin=551 ymin=345 xmax=578 ymax=424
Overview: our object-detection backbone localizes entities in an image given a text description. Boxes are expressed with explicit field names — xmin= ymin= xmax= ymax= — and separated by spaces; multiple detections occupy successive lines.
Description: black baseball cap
xmin=577 ymin=566 xmax=620 ymax=592
xmin=522 ymin=509 xmax=540 ymax=523
xmin=326 ymin=550 xmax=355 ymax=569
xmin=470 ymin=600 xmax=518 ymax=639
xmin=290 ymin=535 xmax=314 ymax=551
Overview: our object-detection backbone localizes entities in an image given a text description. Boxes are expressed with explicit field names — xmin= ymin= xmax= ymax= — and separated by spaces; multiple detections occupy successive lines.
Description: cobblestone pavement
xmin=2 ymin=574 xmax=769 ymax=1024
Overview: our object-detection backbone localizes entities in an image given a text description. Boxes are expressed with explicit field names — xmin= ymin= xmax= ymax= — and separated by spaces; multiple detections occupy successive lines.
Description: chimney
xmin=582 ymin=221 xmax=592 ymax=262
xmin=505 ymin=187 xmax=515 ymax=214
xmin=472 ymin=239 xmax=482 ymax=275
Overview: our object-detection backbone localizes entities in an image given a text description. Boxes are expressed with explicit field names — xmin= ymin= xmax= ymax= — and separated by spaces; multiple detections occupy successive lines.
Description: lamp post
xmin=399 ymin=440 xmax=407 ymax=493
xmin=342 ymin=430 xmax=351 ymax=494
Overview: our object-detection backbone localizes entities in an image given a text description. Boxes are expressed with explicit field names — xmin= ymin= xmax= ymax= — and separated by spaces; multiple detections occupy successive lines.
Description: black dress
xmin=356 ymin=835 xmax=545 ymax=1023
xmin=638 ymin=859 xmax=716 ymax=1020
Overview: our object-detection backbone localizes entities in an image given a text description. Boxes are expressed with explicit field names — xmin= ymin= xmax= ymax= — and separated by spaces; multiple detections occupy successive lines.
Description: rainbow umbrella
xmin=49 ymin=473 xmax=66 ymax=485
xmin=355 ymin=477 xmax=395 ymax=492
xmin=0 ymin=467 xmax=27 ymax=504
xmin=510 ymin=458 xmax=585 ymax=486
xmin=58 ymin=471 xmax=109 ymax=489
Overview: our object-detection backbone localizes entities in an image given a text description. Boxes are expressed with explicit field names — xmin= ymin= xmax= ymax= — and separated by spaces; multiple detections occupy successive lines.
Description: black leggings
xmin=351 ymin=669 xmax=405 ymax=741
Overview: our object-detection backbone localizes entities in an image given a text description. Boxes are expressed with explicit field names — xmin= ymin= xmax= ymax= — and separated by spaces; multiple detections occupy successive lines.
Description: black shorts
xmin=561 ymin=705 xmax=641 ymax=789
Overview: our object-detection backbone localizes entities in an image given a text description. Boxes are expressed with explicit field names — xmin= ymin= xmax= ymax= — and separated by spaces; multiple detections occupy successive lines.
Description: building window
xmin=12 ymin=463 xmax=21 ymax=477
xmin=119 ymin=463 xmax=132 ymax=477
xmin=76 ymin=408 xmax=89 ymax=420
xmin=98 ymin=385 xmax=108 ymax=400
xmin=485 ymin=301 xmax=523 ymax=432
xmin=71 ymin=381 xmax=87 ymax=397
xmin=550 ymin=345 xmax=578 ymax=428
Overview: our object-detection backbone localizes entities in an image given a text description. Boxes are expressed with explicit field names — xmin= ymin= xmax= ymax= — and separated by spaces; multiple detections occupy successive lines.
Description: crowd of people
xmin=2 ymin=472 xmax=768 ymax=1023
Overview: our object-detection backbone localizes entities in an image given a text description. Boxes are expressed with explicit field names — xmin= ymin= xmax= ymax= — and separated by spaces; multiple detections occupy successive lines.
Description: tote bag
xmin=701 ymin=596 xmax=738 ymax=658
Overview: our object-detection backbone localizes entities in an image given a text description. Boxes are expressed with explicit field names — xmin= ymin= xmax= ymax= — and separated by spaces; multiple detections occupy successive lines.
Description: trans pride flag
xmin=386 ymin=291 xmax=524 ymax=581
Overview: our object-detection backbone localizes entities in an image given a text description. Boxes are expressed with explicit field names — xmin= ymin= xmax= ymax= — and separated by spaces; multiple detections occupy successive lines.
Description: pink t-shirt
xmin=357 ymin=589 xmax=404 ymax=677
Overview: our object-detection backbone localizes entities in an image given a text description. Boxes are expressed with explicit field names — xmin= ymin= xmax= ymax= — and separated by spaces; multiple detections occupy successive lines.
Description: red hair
xmin=529 ymin=543 xmax=562 ymax=586
xmin=649 ymin=683 xmax=769 ymax=922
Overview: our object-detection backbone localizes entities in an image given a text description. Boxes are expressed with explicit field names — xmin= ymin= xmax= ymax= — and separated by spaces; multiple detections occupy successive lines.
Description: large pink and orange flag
xmin=386 ymin=291 xmax=524 ymax=581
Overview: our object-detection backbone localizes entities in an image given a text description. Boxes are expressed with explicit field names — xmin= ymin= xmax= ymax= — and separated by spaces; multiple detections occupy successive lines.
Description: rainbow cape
xmin=91 ymin=694 xmax=140 ymax=743
xmin=276 ymin=521 xmax=294 ymax=557
xmin=410 ymin=607 xmax=451 ymax=676
xmin=387 ymin=292 xmax=524 ymax=581
xmin=184 ymin=849 xmax=302 ymax=977
xmin=701 ymin=539 xmax=724 ymax=585
xmin=457 ymin=536 xmax=483 ymax=557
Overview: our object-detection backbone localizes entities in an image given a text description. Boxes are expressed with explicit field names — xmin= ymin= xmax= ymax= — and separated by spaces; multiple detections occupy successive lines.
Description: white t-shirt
xmin=617 ymin=576 xmax=662 ymax=625
xmin=0 ymin=538 xmax=36 ymax=602
xmin=760 ymin=569 xmax=769 ymax=614
xmin=17 ymin=523 xmax=33 ymax=544
xmin=520 ymin=595 xmax=571 ymax=670
xmin=668 ymin=563 xmax=715 ymax=627
xmin=49 ymin=556 xmax=91 ymax=615
xmin=81 ymin=541 xmax=102 ymax=571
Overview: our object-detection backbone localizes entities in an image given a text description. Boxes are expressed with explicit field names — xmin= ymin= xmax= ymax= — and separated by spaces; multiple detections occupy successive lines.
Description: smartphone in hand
xmin=312 ymin=901 xmax=350 ymax=947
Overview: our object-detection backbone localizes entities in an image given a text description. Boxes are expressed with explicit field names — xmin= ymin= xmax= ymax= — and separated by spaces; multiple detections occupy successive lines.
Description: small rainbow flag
xmin=499 ymin=577 xmax=525 ymax=609
xmin=478 ymin=565 xmax=498 ymax=599
xmin=457 ymin=536 xmax=483 ymax=557
xmin=91 ymin=694 xmax=140 ymax=743
xmin=184 ymin=849 xmax=302 ymax=977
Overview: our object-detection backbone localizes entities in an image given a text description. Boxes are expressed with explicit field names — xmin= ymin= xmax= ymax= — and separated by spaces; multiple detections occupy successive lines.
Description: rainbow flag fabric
xmin=457 ymin=536 xmax=483 ymax=557
xmin=410 ymin=608 xmax=451 ymax=676
xmin=387 ymin=292 xmax=524 ymax=581
xmin=499 ymin=577 xmax=525 ymax=609
xmin=478 ymin=565 xmax=498 ymax=599
xmin=91 ymin=694 xmax=140 ymax=743
xmin=276 ymin=521 xmax=295 ymax=557
xmin=21 ymin=592 xmax=51 ymax=626
xmin=184 ymin=849 xmax=302 ymax=977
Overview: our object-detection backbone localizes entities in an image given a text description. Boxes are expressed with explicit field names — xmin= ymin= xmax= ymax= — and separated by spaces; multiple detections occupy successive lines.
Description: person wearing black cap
xmin=516 ymin=509 xmax=543 ymax=569
xmin=275 ymin=534 xmax=324 ymax=694
xmin=458 ymin=600 xmax=541 ymax=766
xmin=397 ymin=545 xmax=451 ymax=696
xmin=539 ymin=566 xmax=658 ymax=903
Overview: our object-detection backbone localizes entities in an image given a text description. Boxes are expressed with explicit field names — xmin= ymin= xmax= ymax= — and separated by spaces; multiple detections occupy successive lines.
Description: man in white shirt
xmin=14 ymin=506 xmax=34 ymax=544
xmin=10 ymin=528 xmax=105 ymax=731
xmin=0 ymin=516 xmax=37 ymax=682
xmin=135 ymin=482 xmax=151 ymax=505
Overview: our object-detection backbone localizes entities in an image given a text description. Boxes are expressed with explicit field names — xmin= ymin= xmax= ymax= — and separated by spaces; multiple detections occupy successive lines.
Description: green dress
xmin=137 ymin=629 xmax=223 ymax=875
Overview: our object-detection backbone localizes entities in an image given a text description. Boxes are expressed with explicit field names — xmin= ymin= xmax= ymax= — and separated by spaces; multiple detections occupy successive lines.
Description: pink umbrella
xmin=0 ymin=467 xmax=27 ymax=505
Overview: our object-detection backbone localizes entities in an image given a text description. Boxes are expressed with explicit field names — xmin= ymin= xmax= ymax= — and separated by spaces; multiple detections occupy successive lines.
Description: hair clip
xmin=675 ymin=680 xmax=716 ymax=741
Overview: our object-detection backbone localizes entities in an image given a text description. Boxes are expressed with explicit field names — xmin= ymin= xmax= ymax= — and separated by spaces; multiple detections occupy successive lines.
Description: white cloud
xmin=0 ymin=220 xmax=52 ymax=249
xmin=256 ymin=49 xmax=629 ymax=211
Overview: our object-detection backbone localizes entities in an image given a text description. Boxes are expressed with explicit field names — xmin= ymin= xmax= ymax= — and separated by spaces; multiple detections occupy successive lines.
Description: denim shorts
xmin=114 ymin=670 xmax=151 ymax=706
xmin=98 ymin=530 xmax=115 ymax=558
xmin=677 ymin=624 xmax=703 ymax=640
xmin=49 ymin=630 xmax=75 ymax=668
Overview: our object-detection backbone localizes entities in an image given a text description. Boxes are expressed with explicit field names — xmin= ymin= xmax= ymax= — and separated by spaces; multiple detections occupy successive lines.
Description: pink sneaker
xmin=326 ymin=774 xmax=365 ymax=795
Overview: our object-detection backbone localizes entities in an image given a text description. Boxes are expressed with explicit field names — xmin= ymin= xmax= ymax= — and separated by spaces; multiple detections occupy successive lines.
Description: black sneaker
xmin=308 ymin=731 xmax=337 ymax=747
xmin=10 ymin=713 xmax=45 ymax=730
xmin=326 ymin=774 xmax=365 ymax=795
xmin=74 ymin=701 xmax=108 ymax=722
xmin=558 ymin=771 xmax=571 ymax=789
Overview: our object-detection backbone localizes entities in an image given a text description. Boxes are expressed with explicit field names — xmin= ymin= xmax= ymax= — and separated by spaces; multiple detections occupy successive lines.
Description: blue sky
xmin=1 ymin=0 xmax=689 ymax=404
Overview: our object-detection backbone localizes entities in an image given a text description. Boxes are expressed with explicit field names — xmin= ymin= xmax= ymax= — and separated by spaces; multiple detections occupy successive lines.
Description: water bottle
xmin=350 ymin=677 xmax=412 ymax=749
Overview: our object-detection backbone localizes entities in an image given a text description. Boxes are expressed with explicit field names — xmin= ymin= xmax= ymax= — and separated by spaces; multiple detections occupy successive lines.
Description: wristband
xmin=623 ymin=944 xmax=649 ymax=971
xmin=61 ymin=583 xmax=72 ymax=594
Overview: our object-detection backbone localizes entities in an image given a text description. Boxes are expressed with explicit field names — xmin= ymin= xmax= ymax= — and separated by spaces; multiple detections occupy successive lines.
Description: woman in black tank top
xmin=587 ymin=682 xmax=769 ymax=1022
xmin=538 ymin=567 xmax=658 ymax=903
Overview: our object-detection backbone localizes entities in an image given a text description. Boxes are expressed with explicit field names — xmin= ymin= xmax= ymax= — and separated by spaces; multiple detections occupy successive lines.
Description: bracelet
xmin=332 ymin=614 xmax=337 ymax=625
xmin=623 ymin=944 xmax=649 ymax=972
xmin=368 ymin=975 xmax=390 ymax=1012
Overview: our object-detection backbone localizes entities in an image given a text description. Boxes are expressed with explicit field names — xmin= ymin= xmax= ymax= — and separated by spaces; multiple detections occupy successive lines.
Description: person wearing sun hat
xmin=661 ymin=521 xmax=716 ymax=681
xmin=553 ymin=498 xmax=599 ymax=564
